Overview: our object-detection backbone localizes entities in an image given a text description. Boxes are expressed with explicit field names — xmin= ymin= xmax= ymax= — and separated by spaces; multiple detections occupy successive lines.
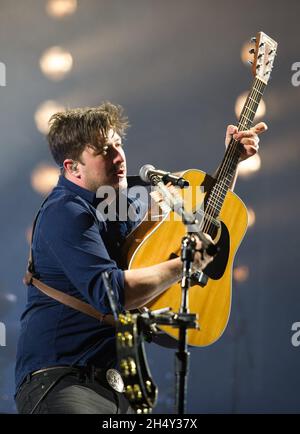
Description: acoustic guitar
xmin=124 ymin=32 xmax=278 ymax=347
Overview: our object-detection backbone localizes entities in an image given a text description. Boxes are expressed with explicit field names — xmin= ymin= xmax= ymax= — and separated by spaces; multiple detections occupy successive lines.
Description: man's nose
xmin=112 ymin=145 xmax=125 ymax=163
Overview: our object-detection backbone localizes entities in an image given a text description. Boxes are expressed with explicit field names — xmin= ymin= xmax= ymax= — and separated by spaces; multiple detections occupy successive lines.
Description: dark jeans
xmin=15 ymin=367 xmax=134 ymax=414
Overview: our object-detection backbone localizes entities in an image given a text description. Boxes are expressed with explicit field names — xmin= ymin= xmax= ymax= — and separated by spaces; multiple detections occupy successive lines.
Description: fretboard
xmin=202 ymin=77 xmax=266 ymax=233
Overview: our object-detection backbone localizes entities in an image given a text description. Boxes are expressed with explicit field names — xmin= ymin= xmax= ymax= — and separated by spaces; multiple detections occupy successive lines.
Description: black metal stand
xmin=139 ymin=306 xmax=197 ymax=414
xmin=138 ymin=172 xmax=203 ymax=414
xmin=175 ymin=234 xmax=198 ymax=414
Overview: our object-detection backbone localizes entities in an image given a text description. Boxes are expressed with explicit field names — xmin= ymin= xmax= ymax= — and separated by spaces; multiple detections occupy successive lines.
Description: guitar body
xmin=123 ymin=169 xmax=248 ymax=347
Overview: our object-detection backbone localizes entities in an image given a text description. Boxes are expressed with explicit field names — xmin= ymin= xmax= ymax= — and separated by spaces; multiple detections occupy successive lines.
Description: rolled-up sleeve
xmin=39 ymin=196 xmax=125 ymax=314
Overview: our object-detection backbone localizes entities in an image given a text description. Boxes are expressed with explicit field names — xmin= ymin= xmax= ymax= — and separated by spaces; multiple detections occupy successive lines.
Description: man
xmin=15 ymin=102 xmax=266 ymax=414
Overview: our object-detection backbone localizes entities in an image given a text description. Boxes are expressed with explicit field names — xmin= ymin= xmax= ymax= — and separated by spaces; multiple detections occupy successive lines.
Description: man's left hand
xmin=225 ymin=122 xmax=268 ymax=162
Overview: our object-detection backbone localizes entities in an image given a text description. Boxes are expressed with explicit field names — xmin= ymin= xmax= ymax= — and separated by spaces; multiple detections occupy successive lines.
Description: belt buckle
xmin=106 ymin=368 xmax=124 ymax=393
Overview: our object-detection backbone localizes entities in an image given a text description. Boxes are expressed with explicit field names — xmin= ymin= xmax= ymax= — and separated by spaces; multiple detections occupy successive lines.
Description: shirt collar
xmin=57 ymin=175 xmax=97 ymax=205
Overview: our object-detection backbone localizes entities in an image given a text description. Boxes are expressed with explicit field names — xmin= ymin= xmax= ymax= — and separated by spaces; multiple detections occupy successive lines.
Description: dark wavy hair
xmin=47 ymin=101 xmax=129 ymax=167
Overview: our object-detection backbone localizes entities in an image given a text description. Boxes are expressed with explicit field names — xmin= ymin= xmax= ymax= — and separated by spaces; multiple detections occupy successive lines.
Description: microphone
xmin=139 ymin=164 xmax=189 ymax=188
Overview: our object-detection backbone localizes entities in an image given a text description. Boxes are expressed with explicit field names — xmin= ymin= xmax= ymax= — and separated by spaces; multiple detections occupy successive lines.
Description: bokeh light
xmin=238 ymin=153 xmax=261 ymax=178
xmin=40 ymin=46 xmax=73 ymax=81
xmin=235 ymin=91 xmax=266 ymax=120
xmin=34 ymin=100 xmax=65 ymax=134
xmin=247 ymin=207 xmax=256 ymax=227
xmin=241 ymin=41 xmax=255 ymax=65
xmin=46 ymin=0 xmax=77 ymax=19
xmin=31 ymin=163 xmax=60 ymax=196
xmin=233 ymin=265 xmax=249 ymax=283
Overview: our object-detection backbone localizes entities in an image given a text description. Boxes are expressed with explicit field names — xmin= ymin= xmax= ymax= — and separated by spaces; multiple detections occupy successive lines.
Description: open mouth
xmin=114 ymin=167 xmax=126 ymax=177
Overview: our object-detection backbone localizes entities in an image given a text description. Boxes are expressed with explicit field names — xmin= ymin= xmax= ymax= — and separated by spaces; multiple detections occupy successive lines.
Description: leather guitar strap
xmin=23 ymin=196 xmax=115 ymax=327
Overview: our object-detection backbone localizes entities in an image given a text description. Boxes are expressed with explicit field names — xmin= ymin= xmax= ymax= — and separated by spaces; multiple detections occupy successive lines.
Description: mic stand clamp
xmin=139 ymin=307 xmax=198 ymax=331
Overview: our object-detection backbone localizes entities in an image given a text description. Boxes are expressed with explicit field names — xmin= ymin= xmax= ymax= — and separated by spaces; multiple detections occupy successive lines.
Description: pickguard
xmin=203 ymin=221 xmax=230 ymax=280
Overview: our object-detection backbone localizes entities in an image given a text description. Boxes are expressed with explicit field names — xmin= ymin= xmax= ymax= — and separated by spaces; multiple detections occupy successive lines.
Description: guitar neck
xmin=203 ymin=77 xmax=266 ymax=228
xmin=217 ymin=77 xmax=266 ymax=182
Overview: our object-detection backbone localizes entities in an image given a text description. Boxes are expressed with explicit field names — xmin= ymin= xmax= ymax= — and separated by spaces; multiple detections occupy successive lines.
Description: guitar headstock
xmin=249 ymin=31 xmax=278 ymax=84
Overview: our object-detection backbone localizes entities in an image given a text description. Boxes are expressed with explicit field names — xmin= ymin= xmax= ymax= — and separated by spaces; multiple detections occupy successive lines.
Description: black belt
xmin=18 ymin=365 xmax=114 ymax=414
xmin=17 ymin=365 xmax=126 ymax=414
xmin=23 ymin=365 xmax=124 ymax=394
xmin=25 ymin=365 xmax=107 ymax=385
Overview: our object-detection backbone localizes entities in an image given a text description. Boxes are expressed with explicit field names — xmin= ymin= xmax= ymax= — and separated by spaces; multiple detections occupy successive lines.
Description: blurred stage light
xmin=247 ymin=207 xmax=256 ymax=227
xmin=31 ymin=163 xmax=60 ymax=196
xmin=233 ymin=265 xmax=249 ymax=283
xmin=0 ymin=292 xmax=17 ymax=315
xmin=241 ymin=41 xmax=253 ymax=65
xmin=4 ymin=294 xmax=17 ymax=303
xmin=26 ymin=226 xmax=33 ymax=245
xmin=235 ymin=91 xmax=266 ymax=120
xmin=238 ymin=153 xmax=261 ymax=178
xmin=46 ymin=0 xmax=77 ymax=18
xmin=34 ymin=100 xmax=65 ymax=134
xmin=40 ymin=46 xmax=73 ymax=81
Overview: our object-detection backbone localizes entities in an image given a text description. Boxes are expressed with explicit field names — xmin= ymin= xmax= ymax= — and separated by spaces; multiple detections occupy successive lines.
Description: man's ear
xmin=63 ymin=159 xmax=80 ymax=177
xmin=71 ymin=162 xmax=78 ymax=171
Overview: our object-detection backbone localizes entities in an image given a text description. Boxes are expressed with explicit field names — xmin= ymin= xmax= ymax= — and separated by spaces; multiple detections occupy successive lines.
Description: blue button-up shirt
xmin=15 ymin=176 xmax=142 ymax=392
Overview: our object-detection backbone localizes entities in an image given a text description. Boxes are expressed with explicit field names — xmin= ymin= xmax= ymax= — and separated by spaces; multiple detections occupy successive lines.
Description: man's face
xmin=79 ymin=129 xmax=127 ymax=192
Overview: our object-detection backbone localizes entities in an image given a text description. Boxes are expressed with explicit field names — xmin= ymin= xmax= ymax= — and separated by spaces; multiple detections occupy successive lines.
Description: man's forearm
xmin=123 ymin=257 xmax=182 ymax=310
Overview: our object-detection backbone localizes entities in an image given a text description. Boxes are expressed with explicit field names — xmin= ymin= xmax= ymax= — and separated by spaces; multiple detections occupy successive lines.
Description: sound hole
xmin=168 ymin=221 xmax=229 ymax=280
xmin=205 ymin=221 xmax=219 ymax=241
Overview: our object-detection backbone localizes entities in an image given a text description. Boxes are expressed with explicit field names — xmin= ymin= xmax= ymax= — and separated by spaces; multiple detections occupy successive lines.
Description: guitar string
xmin=212 ymin=79 xmax=264 ymax=195
xmin=208 ymin=78 xmax=264 ymax=212
xmin=221 ymin=44 xmax=274 ymax=179
xmin=216 ymin=79 xmax=265 ymax=198
xmin=202 ymin=78 xmax=264 ymax=234
xmin=174 ymin=78 xmax=264 ymax=243
xmin=179 ymin=78 xmax=263 ymax=234
xmin=201 ymin=78 xmax=265 ymax=236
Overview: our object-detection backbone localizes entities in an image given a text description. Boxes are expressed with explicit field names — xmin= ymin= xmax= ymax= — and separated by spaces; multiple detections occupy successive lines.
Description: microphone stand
xmin=175 ymin=233 xmax=198 ymax=414
xmin=146 ymin=174 xmax=204 ymax=414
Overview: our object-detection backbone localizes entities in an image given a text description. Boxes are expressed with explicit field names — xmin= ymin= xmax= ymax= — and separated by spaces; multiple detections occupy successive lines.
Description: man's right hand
xmin=193 ymin=233 xmax=215 ymax=272
xmin=124 ymin=233 xmax=215 ymax=310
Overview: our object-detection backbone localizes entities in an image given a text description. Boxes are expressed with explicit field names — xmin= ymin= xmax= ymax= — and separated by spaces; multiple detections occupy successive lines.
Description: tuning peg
xmin=269 ymin=50 xmax=274 ymax=55
xmin=257 ymin=54 xmax=263 ymax=59
xmin=249 ymin=48 xmax=255 ymax=54
xmin=250 ymin=37 xmax=256 ymax=43
xmin=248 ymin=60 xmax=253 ymax=65
xmin=259 ymin=42 xmax=265 ymax=47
